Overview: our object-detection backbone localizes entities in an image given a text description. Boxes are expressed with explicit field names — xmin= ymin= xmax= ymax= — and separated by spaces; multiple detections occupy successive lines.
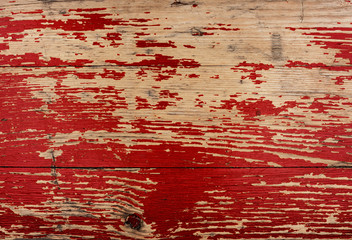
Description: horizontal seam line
xmin=0 ymin=64 xmax=351 ymax=68
xmin=0 ymin=166 xmax=351 ymax=169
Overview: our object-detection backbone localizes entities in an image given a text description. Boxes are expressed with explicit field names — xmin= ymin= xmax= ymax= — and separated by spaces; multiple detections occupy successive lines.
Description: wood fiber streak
xmin=1 ymin=0 xmax=352 ymax=239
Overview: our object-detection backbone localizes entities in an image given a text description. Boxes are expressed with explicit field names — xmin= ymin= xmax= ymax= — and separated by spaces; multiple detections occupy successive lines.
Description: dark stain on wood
xmin=171 ymin=0 xmax=197 ymax=7
xmin=190 ymin=27 xmax=204 ymax=36
xmin=59 ymin=9 xmax=67 ymax=14
xmin=271 ymin=33 xmax=282 ymax=60
xmin=228 ymin=44 xmax=237 ymax=52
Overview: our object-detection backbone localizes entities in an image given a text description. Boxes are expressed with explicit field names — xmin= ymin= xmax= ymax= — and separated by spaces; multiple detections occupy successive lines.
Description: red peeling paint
xmin=0 ymin=53 xmax=93 ymax=66
xmin=204 ymin=27 xmax=240 ymax=31
xmin=100 ymin=68 xmax=125 ymax=80
xmin=0 ymin=8 xmax=159 ymax=48
xmin=106 ymin=54 xmax=200 ymax=69
xmin=130 ymin=18 xmax=154 ymax=23
xmin=136 ymin=40 xmax=177 ymax=48
xmin=159 ymin=90 xmax=183 ymax=100
xmin=11 ymin=9 xmax=43 ymax=15
xmin=102 ymin=32 xmax=122 ymax=47
xmin=93 ymin=41 xmax=105 ymax=48
xmin=188 ymin=73 xmax=200 ymax=78
xmin=135 ymin=96 xmax=152 ymax=109
xmin=68 ymin=8 xmax=107 ymax=12
xmin=72 ymin=32 xmax=87 ymax=41
xmin=285 ymin=26 xmax=352 ymax=87
xmin=286 ymin=27 xmax=352 ymax=66
xmin=0 ymin=43 xmax=9 ymax=51
xmin=231 ymin=61 xmax=274 ymax=84
xmin=135 ymin=32 xmax=150 ymax=38
xmin=217 ymin=97 xmax=297 ymax=120
xmin=183 ymin=44 xmax=195 ymax=48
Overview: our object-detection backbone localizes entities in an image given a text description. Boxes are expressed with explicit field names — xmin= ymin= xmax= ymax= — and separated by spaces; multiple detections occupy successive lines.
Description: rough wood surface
xmin=1 ymin=0 xmax=352 ymax=239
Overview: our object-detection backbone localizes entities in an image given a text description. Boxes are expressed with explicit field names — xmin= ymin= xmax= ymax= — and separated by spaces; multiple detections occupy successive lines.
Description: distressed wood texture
xmin=1 ymin=0 xmax=352 ymax=239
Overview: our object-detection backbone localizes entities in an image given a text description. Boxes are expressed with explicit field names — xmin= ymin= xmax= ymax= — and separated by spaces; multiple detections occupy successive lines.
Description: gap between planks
xmin=1 ymin=166 xmax=352 ymax=169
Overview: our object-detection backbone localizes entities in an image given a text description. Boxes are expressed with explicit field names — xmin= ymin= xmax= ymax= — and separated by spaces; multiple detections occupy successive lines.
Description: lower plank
xmin=1 ymin=167 xmax=352 ymax=239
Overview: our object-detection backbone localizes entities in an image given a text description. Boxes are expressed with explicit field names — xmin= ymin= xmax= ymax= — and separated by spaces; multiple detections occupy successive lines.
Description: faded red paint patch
xmin=11 ymin=9 xmax=43 ymax=15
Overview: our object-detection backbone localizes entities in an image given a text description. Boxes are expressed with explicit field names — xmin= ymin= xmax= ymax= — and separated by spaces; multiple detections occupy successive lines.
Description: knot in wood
xmin=125 ymin=213 xmax=142 ymax=230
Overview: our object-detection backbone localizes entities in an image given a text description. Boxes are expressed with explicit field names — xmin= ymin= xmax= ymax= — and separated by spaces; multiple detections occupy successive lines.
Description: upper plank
xmin=0 ymin=0 xmax=351 ymax=67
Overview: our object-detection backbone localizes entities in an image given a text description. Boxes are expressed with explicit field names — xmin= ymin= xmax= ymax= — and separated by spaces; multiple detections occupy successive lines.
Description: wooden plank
xmin=0 ymin=0 xmax=351 ymax=67
xmin=1 ymin=167 xmax=352 ymax=239
xmin=1 ymin=65 xmax=352 ymax=167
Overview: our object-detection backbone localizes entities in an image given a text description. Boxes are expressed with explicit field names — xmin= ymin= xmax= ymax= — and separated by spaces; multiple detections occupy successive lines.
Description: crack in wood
xmin=300 ymin=0 xmax=304 ymax=22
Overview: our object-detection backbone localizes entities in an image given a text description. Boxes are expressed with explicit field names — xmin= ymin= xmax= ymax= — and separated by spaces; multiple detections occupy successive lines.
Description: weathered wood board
xmin=1 ymin=0 xmax=352 ymax=239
